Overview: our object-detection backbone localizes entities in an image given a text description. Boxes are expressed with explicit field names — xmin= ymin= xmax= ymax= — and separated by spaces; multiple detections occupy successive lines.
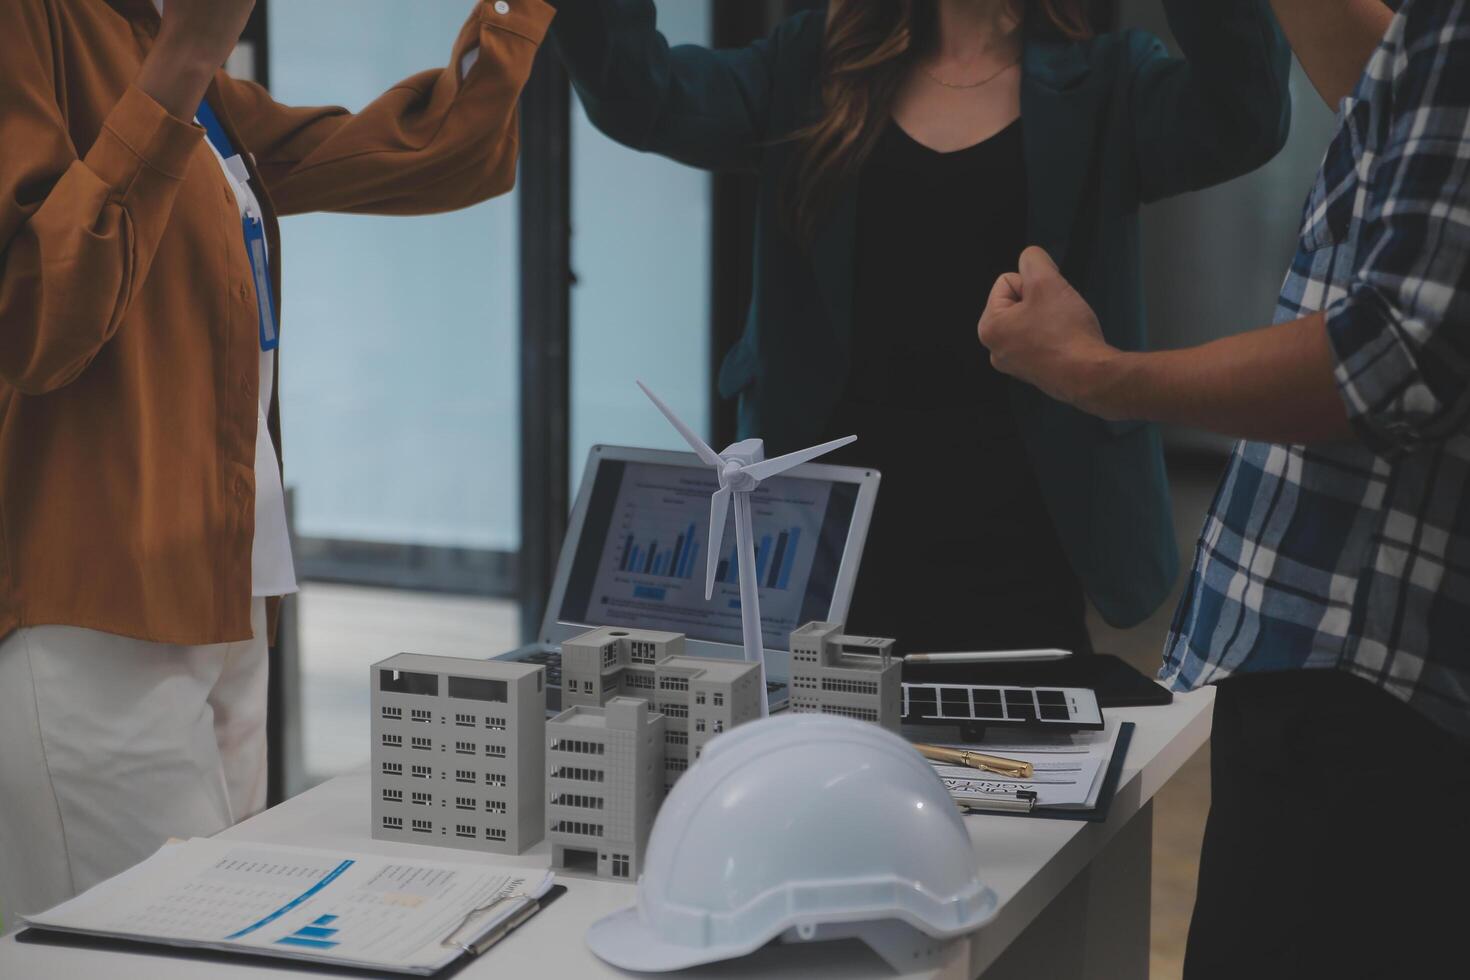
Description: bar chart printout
xmin=23 ymin=839 xmax=551 ymax=975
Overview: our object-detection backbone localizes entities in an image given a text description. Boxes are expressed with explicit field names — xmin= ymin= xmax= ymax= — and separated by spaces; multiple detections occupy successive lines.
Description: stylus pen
xmin=903 ymin=649 xmax=1073 ymax=665
xmin=913 ymin=743 xmax=1035 ymax=779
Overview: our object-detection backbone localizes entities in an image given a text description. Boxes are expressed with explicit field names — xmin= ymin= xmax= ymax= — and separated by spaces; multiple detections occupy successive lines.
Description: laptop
xmin=493 ymin=444 xmax=881 ymax=714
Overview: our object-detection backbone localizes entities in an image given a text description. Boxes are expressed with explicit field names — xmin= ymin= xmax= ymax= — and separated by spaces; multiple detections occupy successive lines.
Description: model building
xmin=371 ymin=653 xmax=545 ymax=854
xmin=546 ymin=697 xmax=665 ymax=881
xmin=561 ymin=626 xmax=762 ymax=787
xmin=788 ymin=622 xmax=901 ymax=730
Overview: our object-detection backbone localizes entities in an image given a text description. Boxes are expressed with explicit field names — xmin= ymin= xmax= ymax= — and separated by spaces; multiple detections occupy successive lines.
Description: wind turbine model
xmin=637 ymin=381 xmax=856 ymax=717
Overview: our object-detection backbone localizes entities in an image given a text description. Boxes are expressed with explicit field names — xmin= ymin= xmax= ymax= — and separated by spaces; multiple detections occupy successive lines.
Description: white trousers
xmin=0 ymin=599 xmax=269 ymax=932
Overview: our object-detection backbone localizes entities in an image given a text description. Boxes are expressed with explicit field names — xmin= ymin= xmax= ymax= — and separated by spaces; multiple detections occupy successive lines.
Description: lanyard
xmin=196 ymin=100 xmax=278 ymax=352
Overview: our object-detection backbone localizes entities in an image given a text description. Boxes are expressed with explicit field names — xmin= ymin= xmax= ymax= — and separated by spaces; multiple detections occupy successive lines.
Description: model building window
xmin=631 ymin=641 xmax=656 ymax=665
xmin=455 ymin=769 xmax=476 ymax=783
xmin=381 ymin=706 xmax=403 ymax=719
xmin=382 ymin=762 xmax=403 ymax=775
xmin=486 ymin=773 xmax=508 ymax=787
xmin=601 ymin=645 xmax=618 ymax=669
xmin=822 ymin=678 xmax=878 ymax=696
xmin=382 ymin=815 xmax=403 ymax=830
xmin=455 ymin=740 xmax=476 ymax=755
xmin=551 ymin=821 xmax=603 ymax=837
xmin=666 ymin=757 xmax=688 ymax=772
xmin=382 ymin=733 xmax=403 ymax=747
xmin=713 ymin=720 xmax=724 ymax=733
xmin=455 ymin=796 xmax=476 ymax=810
xmin=410 ymin=708 xmax=433 ymax=723
xmin=485 ymin=744 xmax=507 ymax=758
xmin=410 ymin=736 xmax=432 ymax=750
xmin=821 ymin=704 xmax=878 ymax=722
xmin=625 ymin=673 xmax=654 ymax=690
xmin=661 ymin=703 xmax=688 ymax=718
xmin=695 ymin=719 xmax=706 ymax=732
xmin=552 ymin=766 xmax=604 ymax=782
xmin=411 ymin=819 xmax=432 ymax=834
xmin=485 ymin=717 xmax=507 ymax=731
xmin=659 ymin=676 xmax=689 ymax=691
xmin=411 ymin=764 xmax=433 ymax=779
xmin=383 ymin=788 xmax=404 ymax=802
xmin=486 ymin=828 xmax=507 ymax=841
xmin=611 ymin=855 xmax=630 ymax=878
xmin=454 ymin=712 xmax=476 ymax=727
xmin=455 ymin=824 xmax=476 ymax=839
xmin=411 ymin=791 xmax=433 ymax=806
xmin=552 ymin=738 xmax=605 ymax=755
xmin=485 ymin=800 xmax=508 ymax=814
xmin=666 ymin=730 xmax=688 ymax=745
xmin=551 ymin=794 xmax=604 ymax=810
xmin=695 ymin=692 xmax=706 ymax=705
xmin=713 ymin=693 xmax=724 ymax=707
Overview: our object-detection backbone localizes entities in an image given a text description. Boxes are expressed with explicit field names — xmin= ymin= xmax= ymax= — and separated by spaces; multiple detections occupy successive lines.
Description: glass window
xmin=570 ymin=1 xmax=713 ymax=487
xmin=270 ymin=1 xmax=519 ymax=552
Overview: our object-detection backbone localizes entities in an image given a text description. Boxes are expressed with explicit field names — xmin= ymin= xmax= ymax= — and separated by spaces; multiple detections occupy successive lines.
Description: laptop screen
xmin=557 ymin=458 xmax=861 ymax=650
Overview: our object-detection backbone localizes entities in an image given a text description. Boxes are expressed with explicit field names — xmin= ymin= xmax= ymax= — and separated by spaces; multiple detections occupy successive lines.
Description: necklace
xmin=923 ymin=57 xmax=1021 ymax=90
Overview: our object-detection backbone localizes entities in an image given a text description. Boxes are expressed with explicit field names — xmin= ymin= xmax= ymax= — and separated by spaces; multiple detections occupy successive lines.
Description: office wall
xmin=1118 ymin=0 xmax=1340 ymax=452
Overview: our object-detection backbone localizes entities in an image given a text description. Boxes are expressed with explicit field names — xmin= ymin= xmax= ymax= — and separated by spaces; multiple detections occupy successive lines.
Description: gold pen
xmin=913 ymin=743 xmax=1034 ymax=779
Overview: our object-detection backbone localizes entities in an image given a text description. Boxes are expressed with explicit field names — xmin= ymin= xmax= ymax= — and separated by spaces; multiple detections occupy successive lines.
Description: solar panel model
xmin=901 ymin=683 xmax=1104 ymax=738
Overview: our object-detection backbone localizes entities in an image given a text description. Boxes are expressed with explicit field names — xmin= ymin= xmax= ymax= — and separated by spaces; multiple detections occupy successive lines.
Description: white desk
xmin=0 ymin=689 xmax=1212 ymax=980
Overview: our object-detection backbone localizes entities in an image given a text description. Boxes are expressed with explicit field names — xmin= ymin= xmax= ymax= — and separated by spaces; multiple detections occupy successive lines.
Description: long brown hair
xmin=786 ymin=0 xmax=1094 ymax=243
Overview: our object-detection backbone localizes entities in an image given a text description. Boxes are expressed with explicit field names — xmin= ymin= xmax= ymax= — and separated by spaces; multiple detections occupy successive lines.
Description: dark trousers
xmin=1184 ymin=670 xmax=1470 ymax=979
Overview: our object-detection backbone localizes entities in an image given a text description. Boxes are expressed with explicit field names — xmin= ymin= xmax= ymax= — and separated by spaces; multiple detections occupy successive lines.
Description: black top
xmin=821 ymin=119 xmax=1089 ymax=658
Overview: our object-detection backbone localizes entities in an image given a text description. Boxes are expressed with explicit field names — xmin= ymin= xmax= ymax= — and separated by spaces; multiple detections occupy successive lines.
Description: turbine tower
xmin=637 ymin=381 xmax=856 ymax=716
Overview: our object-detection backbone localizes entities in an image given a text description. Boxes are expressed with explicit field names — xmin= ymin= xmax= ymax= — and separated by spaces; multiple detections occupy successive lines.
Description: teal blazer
xmin=552 ymin=1 xmax=1291 ymax=628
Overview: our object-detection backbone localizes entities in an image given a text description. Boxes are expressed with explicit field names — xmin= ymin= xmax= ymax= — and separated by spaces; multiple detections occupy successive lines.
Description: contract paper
xmin=931 ymin=717 xmax=1123 ymax=809
xmin=24 ymin=838 xmax=553 ymax=975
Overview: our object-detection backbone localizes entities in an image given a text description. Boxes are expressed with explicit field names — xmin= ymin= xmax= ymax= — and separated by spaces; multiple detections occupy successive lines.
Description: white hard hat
xmin=585 ymin=713 xmax=997 ymax=972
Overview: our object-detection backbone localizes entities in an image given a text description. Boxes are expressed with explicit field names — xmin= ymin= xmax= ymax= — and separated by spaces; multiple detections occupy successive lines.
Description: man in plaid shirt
xmin=979 ymin=0 xmax=1468 ymax=974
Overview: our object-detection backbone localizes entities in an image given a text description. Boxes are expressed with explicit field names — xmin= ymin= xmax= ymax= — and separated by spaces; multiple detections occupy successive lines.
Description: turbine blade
xmin=741 ymin=435 xmax=857 ymax=482
xmin=705 ymin=486 xmax=731 ymax=600
xmin=636 ymin=381 xmax=723 ymax=468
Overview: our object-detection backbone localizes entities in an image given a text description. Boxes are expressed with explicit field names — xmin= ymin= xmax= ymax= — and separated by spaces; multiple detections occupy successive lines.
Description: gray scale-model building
xmin=788 ymin=621 xmax=901 ymax=731
xmin=370 ymin=653 xmax=545 ymax=854
xmin=560 ymin=627 xmax=763 ymax=788
xmin=546 ymin=697 xmax=665 ymax=881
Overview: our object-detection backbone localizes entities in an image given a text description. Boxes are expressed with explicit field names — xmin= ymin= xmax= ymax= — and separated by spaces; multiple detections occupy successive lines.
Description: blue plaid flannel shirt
xmin=1161 ymin=0 xmax=1470 ymax=738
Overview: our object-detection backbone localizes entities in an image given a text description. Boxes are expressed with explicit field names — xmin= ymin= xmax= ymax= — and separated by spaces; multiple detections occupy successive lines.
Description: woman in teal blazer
xmin=553 ymin=0 xmax=1290 ymax=650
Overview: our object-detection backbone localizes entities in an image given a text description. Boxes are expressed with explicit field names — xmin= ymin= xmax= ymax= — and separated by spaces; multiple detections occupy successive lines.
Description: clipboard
xmin=16 ymin=885 xmax=567 ymax=978
xmin=954 ymin=722 xmax=1135 ymax=823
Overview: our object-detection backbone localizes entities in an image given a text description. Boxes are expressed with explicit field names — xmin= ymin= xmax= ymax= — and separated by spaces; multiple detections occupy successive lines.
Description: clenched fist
xmin=137 ymin=0 xmax=257 ymax=119
xmin=977 ymin=246 xmax=1125 ymax=419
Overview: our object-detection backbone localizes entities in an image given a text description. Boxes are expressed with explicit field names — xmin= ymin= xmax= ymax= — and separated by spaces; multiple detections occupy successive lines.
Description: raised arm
xmin=215 ymin=0 xmax=553 ymax=217
xmin=0 ymin=0 xmax=248 ymax=394
xmin=1268 ymin=0 xmax=1394 ymax=108
xmin=980 ymin=11 xmax=1470 ymax=451
xmin=1128 ymin=0 xmax=1293 ymax=203
xmin=551 ymin=0 xmax=795 ymax=173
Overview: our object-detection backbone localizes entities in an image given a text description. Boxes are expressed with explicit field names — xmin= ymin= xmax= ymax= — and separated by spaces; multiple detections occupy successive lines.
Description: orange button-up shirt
xmin=0 ymin=0 xmax=553 ymax=645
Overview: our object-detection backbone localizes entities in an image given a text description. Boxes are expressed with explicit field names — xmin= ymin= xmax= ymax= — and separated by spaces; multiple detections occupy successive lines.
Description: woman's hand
xmin=978 ymin=247 xmax=1129 ymax=420
xmin=137 ymin=0 xmax=257 ymax=119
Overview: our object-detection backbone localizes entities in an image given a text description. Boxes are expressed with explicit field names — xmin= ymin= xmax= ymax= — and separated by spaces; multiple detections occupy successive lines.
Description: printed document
xmin=24 ymin=838 xmax=553 ymax=975
xmin=930 ymin=718 xmax=1123 ymax=809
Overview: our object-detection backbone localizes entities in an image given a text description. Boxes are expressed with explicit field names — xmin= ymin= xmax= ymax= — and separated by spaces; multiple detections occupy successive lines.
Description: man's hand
xmin=978 ymin=247 xmax=1128 ymax=419
xmin=137 ymin=0 xmax=257 ymax=119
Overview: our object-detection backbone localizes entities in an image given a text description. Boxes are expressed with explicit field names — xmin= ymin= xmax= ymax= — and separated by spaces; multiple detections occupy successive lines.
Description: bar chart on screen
xmin=617 ymin=523 xmax=702 ymax=581
xmin=713 ymin=525 xmax=802 ymax=590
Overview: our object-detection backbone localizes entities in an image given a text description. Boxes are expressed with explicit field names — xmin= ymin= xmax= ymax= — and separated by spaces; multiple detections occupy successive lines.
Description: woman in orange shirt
xmin=0 ymin=0 xmax=552 ymax=926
